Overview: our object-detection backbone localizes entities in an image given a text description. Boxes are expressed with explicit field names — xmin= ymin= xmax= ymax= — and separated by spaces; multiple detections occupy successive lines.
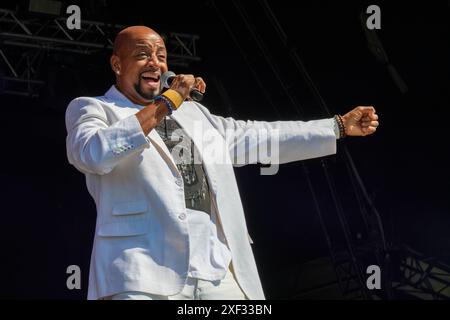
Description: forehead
xmin=131 ymin=34 xmax=166 ymax=51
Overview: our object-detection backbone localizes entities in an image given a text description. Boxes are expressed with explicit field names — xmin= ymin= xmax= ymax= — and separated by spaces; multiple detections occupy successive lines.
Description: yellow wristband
xmin=162 ymin=89 xmax=184 ymax=110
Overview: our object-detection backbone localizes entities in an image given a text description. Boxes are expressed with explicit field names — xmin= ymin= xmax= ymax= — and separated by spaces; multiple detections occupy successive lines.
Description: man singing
xmin=65 ymin=26 xmax=379 ymax=300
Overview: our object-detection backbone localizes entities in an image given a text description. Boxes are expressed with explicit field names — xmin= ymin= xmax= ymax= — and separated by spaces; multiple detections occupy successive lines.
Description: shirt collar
xmin=104 ymin=85 xmax=146 ymax=109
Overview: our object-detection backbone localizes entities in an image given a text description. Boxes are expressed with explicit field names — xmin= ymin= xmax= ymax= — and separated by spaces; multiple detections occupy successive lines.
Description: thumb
xmin=348 ymin=109 xmax=362 ymax=122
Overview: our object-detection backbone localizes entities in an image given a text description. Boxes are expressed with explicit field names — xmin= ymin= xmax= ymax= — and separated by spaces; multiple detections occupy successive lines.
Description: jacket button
xmin=178 ymin=213 xmax=186 ymax=220
xmin=175 ymin=179 xmax=183 ymax=186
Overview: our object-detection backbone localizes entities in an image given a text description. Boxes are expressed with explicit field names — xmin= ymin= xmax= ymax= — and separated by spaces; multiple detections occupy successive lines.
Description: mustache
xmin=140 ymin=68 xmax=160 ymax=75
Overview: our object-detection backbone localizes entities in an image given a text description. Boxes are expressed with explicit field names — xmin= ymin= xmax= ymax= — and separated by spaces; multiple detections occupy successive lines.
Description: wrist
xmin=154 ymin=95 xmax=175 ymax=114
xmin=163 ymin=89 xmax=184 ymax=108
xmin=154 ymin=89 xmax=184 ymax=115
xmin=333 ymin=117 xmax=340 ymax=139
xmin=334 ymin=114 xmax=347 ymax=139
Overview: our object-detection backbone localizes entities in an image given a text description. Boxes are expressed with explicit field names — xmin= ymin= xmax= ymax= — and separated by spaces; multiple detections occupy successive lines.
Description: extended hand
xmin=342 ymin=106 xmax=379 ymax=137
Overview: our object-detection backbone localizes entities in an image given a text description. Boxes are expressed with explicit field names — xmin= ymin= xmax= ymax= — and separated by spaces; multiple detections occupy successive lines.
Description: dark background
xmin=0 ymin=0 xmax=448 ymax=299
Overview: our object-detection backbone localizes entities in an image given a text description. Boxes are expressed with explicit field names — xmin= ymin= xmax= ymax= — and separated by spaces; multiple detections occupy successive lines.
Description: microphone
xmin=160 ymin=71 xmax=204 ymax=102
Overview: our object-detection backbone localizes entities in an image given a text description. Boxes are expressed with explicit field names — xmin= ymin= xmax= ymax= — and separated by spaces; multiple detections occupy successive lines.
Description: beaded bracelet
xmin=334 ymin=114 xmax=347 ymax=139
xmin=154 ymin=94 xmax=175 ymax=115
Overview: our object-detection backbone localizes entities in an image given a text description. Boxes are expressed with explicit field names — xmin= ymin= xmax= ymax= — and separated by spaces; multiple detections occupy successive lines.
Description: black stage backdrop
xmin=0 ymin=0 xmax=448 ymax=300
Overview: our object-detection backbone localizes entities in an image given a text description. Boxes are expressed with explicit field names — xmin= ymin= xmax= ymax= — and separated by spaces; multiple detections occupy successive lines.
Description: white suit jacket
xmin=65 ymin=86 xmax=337 ymax=300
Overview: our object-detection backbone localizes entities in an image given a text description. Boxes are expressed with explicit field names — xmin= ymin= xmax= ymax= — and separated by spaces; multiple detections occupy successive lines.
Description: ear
xmin=110 ymin=55 xmax=121 ymax=75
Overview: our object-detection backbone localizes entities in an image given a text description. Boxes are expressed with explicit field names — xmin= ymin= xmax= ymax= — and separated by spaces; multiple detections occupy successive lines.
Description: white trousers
xmin=107 ymin=268 xmax=247 ymax=300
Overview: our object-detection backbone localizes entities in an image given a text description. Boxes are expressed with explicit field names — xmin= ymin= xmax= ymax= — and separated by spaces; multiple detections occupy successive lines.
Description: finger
xmin=179 ymin=74 xmax=195 ymax=85
xmin=194 ymin=77 xmax=206 ymax=93
xmin=176 ymin=74 xmax=192 ymax=79
xmin=364 ymin=111 xmax=378 ymax=120
xmin=173 ymin=74 xmax=194 ymax=85
xmin=185 ymin=74 xmax=195 ymax=83
xmin=362 ymin=120 xmax=379 ymax=127
xmin=357 ymin=106 xmax=375 ymax=114
xmin=365 ymin=126 xmax=377 ymax=135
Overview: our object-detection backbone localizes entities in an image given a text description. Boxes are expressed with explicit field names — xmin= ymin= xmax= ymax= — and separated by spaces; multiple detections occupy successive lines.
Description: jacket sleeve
xmin=194 ymin=102 xmax=337 ymax=166
xmin=65 ymin=97 xmax=150 ymax=175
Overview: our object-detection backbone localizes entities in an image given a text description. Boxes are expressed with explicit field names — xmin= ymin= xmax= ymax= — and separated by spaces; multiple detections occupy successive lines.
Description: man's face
xmin=112 ymin=31 xmax=168 ymax=105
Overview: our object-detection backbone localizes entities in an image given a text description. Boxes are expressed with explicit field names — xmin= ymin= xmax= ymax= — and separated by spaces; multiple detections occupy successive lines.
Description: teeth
xmin=142 ymin=76 xmax=159 ymax=81
xmin=141 ymin=72 xmax=159 ymax=80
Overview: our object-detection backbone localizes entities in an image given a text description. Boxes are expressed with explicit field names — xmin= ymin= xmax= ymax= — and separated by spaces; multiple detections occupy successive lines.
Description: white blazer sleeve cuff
xmin=103 ymin=114 xmax=151 ymax=157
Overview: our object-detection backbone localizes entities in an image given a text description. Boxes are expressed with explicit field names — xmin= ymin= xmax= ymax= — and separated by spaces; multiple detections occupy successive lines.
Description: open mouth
xmin=141 ymin=72 xmax=160 ymax=84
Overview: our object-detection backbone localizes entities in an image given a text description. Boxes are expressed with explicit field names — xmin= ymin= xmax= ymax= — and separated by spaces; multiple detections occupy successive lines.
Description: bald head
xmin=113 ymin=26 xmax=165 ymax=57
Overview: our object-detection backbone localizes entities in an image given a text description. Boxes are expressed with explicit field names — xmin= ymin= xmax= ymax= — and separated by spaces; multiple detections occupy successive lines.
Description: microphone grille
xmin=161 ymin=71 xmax=176 ymax=88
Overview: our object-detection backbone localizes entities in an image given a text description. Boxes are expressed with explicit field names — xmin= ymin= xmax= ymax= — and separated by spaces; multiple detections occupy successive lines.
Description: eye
xmin=136 ymin=52 xmax=149 ymax=59
xmin=158 ymin=55 xmax=166 ymax=61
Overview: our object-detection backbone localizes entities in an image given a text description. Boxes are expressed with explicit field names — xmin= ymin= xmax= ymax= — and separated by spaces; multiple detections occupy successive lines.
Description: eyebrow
xmin=134 ymin=44 xmax=166 ymax=52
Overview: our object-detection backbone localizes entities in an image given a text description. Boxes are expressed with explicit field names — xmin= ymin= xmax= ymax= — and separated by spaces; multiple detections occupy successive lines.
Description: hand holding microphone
xmin=160 ymin=71 xmax=205 ymax=102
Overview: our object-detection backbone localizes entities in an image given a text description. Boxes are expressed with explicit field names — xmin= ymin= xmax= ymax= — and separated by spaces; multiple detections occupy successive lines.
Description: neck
xmin=115 ymin=83 xmax=150 ymax=106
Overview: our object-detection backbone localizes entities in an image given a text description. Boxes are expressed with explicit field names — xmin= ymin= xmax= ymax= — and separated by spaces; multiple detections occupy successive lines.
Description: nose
xmin=146 ymin=53 xmax=160 ymax=68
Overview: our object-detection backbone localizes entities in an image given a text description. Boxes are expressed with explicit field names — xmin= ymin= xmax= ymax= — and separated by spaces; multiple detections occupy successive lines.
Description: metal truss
xmin=284 ymin=245 xmax=450 ymax=300
xmin=0 ymin=8 xmax=201 ymax=97
xmin=286 ymin=250 xmax=382 ymax=300
xmin=392 ymin=245 xmax=450 ymax=300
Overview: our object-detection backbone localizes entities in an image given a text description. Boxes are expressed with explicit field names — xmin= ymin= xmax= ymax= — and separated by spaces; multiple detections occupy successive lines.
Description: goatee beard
xmin=134 ymin=83 xmax=159 ymax=101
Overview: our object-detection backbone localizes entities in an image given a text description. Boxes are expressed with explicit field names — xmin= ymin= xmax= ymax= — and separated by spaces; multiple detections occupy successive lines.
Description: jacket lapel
xmin=147 ymin=129 xmax=181 ymax=177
